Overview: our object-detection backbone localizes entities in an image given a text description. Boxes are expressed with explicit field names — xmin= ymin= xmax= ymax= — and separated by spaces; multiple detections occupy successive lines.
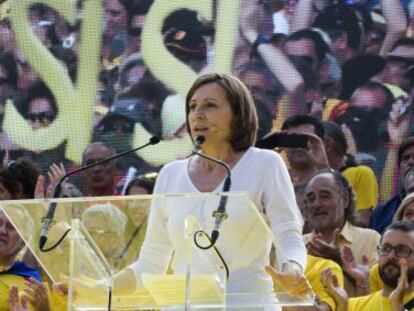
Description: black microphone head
xmin=195 ymin=135 xmax=205 ymax=146
xmin=149 ymin=136 xmax=160 ymax=145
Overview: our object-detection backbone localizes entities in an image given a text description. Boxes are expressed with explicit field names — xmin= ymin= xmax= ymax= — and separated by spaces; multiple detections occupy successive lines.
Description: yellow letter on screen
xmin=5 ymin=0 xmax=102 ymax=163
xmin=136 ymin=0 xmax=240 ymax=166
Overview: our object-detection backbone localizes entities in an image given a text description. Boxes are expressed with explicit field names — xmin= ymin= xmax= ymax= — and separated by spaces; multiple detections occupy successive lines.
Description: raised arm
xmin=291 ymin=0 xmax=314 ymax=33
xmin=380 ymin=0 xmax=407 ymax=55
xmin=240 ymin=1 xmax=304 ymax=93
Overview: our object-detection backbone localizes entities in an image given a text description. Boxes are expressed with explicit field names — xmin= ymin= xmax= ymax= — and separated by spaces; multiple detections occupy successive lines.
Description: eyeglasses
xmin=377 ymin=244 xmax=413 ymax=258
xmin=27 ymin=111 xmax=55 ymax=124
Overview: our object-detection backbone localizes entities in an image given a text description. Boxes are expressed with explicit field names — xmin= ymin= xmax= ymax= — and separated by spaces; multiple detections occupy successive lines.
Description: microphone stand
xmin=39 ymin=136 xmax=160 ymax=252
xmin=192 ymin=135 xmax=231 ymax=249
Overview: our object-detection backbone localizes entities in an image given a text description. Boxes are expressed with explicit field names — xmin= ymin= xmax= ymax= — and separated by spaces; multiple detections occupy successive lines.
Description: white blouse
xmin=129 ymin=147 xmax=306 ymax=303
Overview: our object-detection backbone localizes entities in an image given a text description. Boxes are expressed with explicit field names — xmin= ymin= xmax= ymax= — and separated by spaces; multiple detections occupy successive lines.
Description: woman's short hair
xmin=185 ymin=73 xmax=258 ymax=151
xmin=125 ymin=172 xmax=157 ymax=195
xmin=2 ymin=158 xmax=41 ymax=199
xmin=394 ymin=192 xmax=414 ymax=222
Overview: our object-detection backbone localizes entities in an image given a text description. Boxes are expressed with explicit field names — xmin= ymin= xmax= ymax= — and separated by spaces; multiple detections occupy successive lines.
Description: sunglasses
xmin=101 ymin=122 xmax=134 ymax=133
xmin=27 ymin=111 xmax=55 ymax=123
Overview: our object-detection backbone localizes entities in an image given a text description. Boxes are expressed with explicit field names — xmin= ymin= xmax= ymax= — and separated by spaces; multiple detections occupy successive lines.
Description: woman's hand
xmin=8 ymin=286 xmax=29 ymax=311
xmin=8 ymin=278 xmax=51 ymax=311
xmin=320 ymin=268 xmax=348 ymax=311
xmin=266 ymin=264 xmax=313 ymax=298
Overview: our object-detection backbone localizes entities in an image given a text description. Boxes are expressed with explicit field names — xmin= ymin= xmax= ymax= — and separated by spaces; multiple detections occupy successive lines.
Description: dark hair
xmin=20 ymin=81 xmax=58 ymax=118
xmin=125 ymin=172 xmax=157 ymax=195
xmin=0 ymin=168 xmax=22 ymax=199
xmin=308 ymin=168 xmax=357 ymax=225
xmin=313 ymin=3 xmax=362 ymax=50
xmin=381 ymin=221 xmax=414 ymax=243
xmin=0 ymin=52 xmax=18 ymax=88
xmin=322 ymin=121 xmax=359 ymax=168
xmin=286 ymin=28 xmax=330 ymax=61
xmin=350 ymin=4 xmax=373 ymax=32
xmin=340 ymin=54 xmax=386 ymax=100
xmin=281 ymin=114 xmax=325 ymax=139
xmin=185 ymin=73 xmax=258 ymax=151
xmin=398 ymin=136 xmax=414 ymax=167
xmin=6 ymin=158 xmax=41 ymax=199
xmin=322 ymin=121 xmax=347 ymax=156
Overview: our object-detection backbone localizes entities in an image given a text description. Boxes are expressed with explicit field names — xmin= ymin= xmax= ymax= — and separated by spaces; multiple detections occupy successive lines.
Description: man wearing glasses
xmin=322 ymin=221 xmax=414 ymax=311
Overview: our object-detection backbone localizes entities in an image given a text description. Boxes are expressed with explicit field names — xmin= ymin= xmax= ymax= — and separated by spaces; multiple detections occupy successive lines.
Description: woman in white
xmin=114 ymin=73 xmax=308 ymax=308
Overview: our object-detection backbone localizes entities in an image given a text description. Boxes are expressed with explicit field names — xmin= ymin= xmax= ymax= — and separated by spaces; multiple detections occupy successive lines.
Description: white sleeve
xmin=128 ymin=166 xmax=174 ymax=290
xmin=262 ymin=152 xmax=307 ymax=271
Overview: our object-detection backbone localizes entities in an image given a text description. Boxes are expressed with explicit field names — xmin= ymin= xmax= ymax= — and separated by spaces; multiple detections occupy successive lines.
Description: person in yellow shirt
xmin=269 ymin=253 xmax=344 ymax=310
xmin=321 ymin=221 xmax=414 ymax=311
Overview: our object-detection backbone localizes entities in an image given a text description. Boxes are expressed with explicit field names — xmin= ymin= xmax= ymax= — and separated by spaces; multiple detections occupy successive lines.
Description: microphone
xmin=192 ymin=135 xmax=231 ymax=247
xmin=39 ymin=136 xmax=160 ymax=251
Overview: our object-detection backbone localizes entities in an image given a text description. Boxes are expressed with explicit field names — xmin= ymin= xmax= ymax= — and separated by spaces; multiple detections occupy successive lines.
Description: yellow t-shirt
xmin=348 ymin=290 xmax=414 ymax=311
xmin=0 ymin=274 xmax=27 ymax=310
xmin=342 ymin=165 xmax=379 ymax=211
xmin=369 ymin=263 xmax=383 ymax=293
xmin=0 ymin=274 xmax=66 ymax=311
xmin=305 ymin=255 xmax=344 ymax=310
xmin=303 ymin=222 xmax=381 ymax=296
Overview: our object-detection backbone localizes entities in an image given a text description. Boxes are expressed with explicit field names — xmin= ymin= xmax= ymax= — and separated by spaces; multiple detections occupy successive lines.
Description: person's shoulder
xmin=343 ymin=164 xmax=376 ymax=176
xmin=348 ymin=291 xmax=385 ymax=310
xmin=375 ymin=194 xmax=402 ymax=211
xmin=349 ymin=223 xmax=381 ymax=239
xmin=247 ymin=147 xmax=284 ymax=163
xmin=306 ymin=255 xmax=342 ymax=274
xmin=159 ymin=158 xmax=189 ymax=175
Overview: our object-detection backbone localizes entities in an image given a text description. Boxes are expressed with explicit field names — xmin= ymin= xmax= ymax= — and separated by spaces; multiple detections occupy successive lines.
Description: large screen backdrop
xmin=0 ymin=0 xmax=407 ymax=200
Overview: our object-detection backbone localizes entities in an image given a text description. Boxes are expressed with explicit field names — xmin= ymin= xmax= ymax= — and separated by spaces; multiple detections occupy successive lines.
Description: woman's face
xmin=402 ymin=201 xmax=414 ymax=224
xmin=0 ymin=182 xmax=13 ymax=200
xmin=0 ymin=210 xmax=23 ymax=262
xmin=188 ymin=82 xmax=234 ymax=147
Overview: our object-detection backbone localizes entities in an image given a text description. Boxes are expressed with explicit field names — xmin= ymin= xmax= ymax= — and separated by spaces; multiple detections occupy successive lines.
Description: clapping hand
xmin=341 ymin=245 xmax=370 ymax=293
xmin=307 ymin=229 xmax=342 ymax=264
xmin=8 ymin=278 xmax=50 ymax=311
xmin=34 ymin=163 xmax=66 ymax=199
xmin=389 ymin=259 xmax=413 ymax=311
xmin=320 ymin=268 xmax=348 ymax=311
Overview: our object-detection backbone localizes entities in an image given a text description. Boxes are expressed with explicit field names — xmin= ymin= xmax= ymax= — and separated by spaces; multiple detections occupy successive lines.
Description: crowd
xmin=0 ymin=0 xmax=414 ymax=310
